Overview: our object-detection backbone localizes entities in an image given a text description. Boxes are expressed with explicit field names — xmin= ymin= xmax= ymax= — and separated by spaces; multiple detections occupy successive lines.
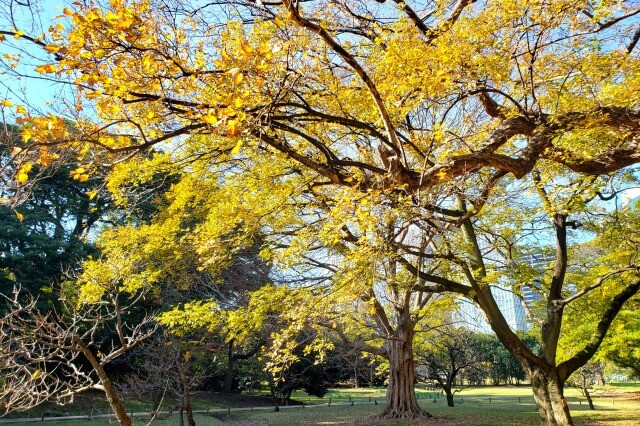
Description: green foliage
xmin=0 ymin=129 xmax=109 ymax=312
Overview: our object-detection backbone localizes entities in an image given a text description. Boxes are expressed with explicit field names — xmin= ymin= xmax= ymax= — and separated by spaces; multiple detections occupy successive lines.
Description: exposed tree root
xmin=376 ymin=407 xmax=433 ymax=420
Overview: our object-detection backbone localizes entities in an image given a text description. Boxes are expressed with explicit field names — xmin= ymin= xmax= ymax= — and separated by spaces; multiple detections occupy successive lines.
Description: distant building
xmin=522 ymin=281 xmax=542 ymax=308
xmin=455 ymin=254 xmax=553 ymax=333
xmin=621 ymin=188 xmax=640 ymax=208
xmin=455 ymin=283 xmax=529 ymax=333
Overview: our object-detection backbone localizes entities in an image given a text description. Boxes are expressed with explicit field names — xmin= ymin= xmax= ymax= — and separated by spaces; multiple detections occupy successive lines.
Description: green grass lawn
xmin=2 ymin=384 xmax=638 ymax=425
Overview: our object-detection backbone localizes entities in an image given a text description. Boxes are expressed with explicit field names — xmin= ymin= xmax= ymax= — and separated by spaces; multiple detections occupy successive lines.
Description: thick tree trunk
xmin=530 ymin=368 xmax=574 ymax=426
xmin=380 ymin=331 xmax=431 ymax=419
xmin=445 ymin=390 xmax=454 ymax=407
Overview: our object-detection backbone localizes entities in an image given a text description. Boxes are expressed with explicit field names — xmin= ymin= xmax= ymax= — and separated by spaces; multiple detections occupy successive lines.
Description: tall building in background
xmin=455 ymin=283 xmax=528 ymax=333
xmin=455 ymin=254 xmax=553 ymax=333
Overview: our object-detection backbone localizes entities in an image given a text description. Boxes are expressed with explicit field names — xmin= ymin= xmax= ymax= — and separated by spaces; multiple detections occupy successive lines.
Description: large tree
xmin=2 ymin=0 xmax=640 ymax=423
xmin=0 ymin=124 xmax=109 ymax=313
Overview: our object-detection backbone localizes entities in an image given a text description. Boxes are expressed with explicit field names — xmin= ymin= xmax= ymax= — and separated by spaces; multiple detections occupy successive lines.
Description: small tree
xmin=0 ymin=293 xmax=95 ymax=412
xmin=0 ymin=259 xmax=156 ymax=425
xmin=415 ymin=327 xmax=484 ymax=407
xmin=568 ymin=362 xmax=601 ymax=410
xmin=124 ymin=332 xmax=210 ymax=426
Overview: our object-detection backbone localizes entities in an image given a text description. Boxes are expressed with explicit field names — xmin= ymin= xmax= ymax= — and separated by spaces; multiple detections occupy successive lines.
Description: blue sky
xmin=0 ymin=0 xmax=70 ymax=113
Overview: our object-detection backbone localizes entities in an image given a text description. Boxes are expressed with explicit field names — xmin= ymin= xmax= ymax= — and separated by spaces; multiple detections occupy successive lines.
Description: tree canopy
xmin=1 ymin=0 xmax=640 ymax=423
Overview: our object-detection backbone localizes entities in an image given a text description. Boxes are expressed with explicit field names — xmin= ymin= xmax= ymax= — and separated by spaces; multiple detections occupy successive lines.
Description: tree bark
xmin=530 ymin=367 xmax=574 ymax=426
xmin=445 ymin=390 xmax=454 ymax=407
xmin=584 ymin=387 xmax=595 ymax=410
xmin=224 ymin=340 xmax=234 ymax=393
xmin=380 ymin=328 xmax=431 ymax=419
xmin=353 ymin=355 xmax=359 ymax=388
xmin=178 ymin=364 xmax=196 ymax=426
xmin=594 ymin=362 xmax=605 ymax=386
xmin=82 ymin=347 xmax=131 ymax=426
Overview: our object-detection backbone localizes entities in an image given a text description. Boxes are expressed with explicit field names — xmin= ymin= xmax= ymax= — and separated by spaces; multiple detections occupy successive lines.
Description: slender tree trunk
xmin=370 ymin=364 xmax=374 ymax=388
xmin=178 ymin=365 xmax=196 ymax=426
xmin=152 ymin=387 xmax=163 ymax=411
xmin=354 ymin=355 xmax=359 ymax=388
xmin=224 ymin=340 xmax=234 ymax=393
xmin=380 ymin=328 xmax=430 ymax=419
xmin=594 ymin=362 xmax=606 ymax=386
xmin=82 ymin=348 xmax=131 ymax=426
xmin=530 ymin=367 xmax=574 ymax=426
xmin=584 ymin=387 xmax=595 ymax=410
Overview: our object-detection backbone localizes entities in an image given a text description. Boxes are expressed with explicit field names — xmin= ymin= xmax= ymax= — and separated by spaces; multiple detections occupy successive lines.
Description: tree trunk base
xmin=377 ymin=407 xmax=433 ymax=420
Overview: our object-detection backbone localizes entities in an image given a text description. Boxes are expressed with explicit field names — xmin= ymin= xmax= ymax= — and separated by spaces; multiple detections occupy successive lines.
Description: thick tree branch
xmin=280 ymin=0 xmax=405 ymax=167
xmin=557 ymin=279 xmax=640 ymax=381
xmin=562 ymin=267 xmax=638 ymax=306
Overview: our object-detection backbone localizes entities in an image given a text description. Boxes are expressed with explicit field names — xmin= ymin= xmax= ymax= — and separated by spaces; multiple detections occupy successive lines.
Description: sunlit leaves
xmin=70 ymin=167 xmax=89 ymax=182
xmin=16 ymin=163 xmax=32 ymax=184
xmin=158 ymin=301 xmax=221 ymax=337
xmin=34 ymin=64 xmax=56 ymax=74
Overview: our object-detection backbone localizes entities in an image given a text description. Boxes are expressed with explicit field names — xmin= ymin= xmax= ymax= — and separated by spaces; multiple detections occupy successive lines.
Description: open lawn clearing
xmin=2 ymin=384 xmax=638 ymax=425
xmin=7 ymin=398 xmax=636 ymax=426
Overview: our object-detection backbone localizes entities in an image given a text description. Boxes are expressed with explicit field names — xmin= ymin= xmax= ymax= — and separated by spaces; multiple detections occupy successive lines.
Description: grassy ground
xmin=2 ymin=384 xmax=638 ymax=425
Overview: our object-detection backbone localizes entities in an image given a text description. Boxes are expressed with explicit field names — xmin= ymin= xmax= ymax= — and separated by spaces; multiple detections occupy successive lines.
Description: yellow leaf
xmin=16 ymin=105 xmax=27 ymax=114
xmin=21 ymin=128 xmax=32 ymax=143
xmin=13 ymin=30 xmax=24 ymax=39
xmin=17 ymin=172 xmax=29 ymax=184
xmin=1 ymin=99 xmax=13 ymax=107
xmin=86 ymin=189 xmax=98 ymax=200
xmin=44 ymin=44 xmax=60 ymax=53
xmin=203 ymin=114 xmax=217 ymax=125
xmin=240 ymin=42 xmax=253 ymax=54
xmin=35 ymin=64 xmax=57 ymax=74
xmin=231 ymin=139 xmax=243 ymax=154
xmin=0 ymin=34 xmax=5 ymax=41
xmin=227 ymin=120 xmax=240 ymax=137
xmin=228 ymin=67 xmax=243 ymax=85
xmin=71 ymin=167 xmax=88 ymax=181
xmin=31 ymin=370 xmax=39 ymax=379
xmin=85 ymin=90 xmax=103 ymax=99
xmin=16 ymin=163 xmax=32 ymax=184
